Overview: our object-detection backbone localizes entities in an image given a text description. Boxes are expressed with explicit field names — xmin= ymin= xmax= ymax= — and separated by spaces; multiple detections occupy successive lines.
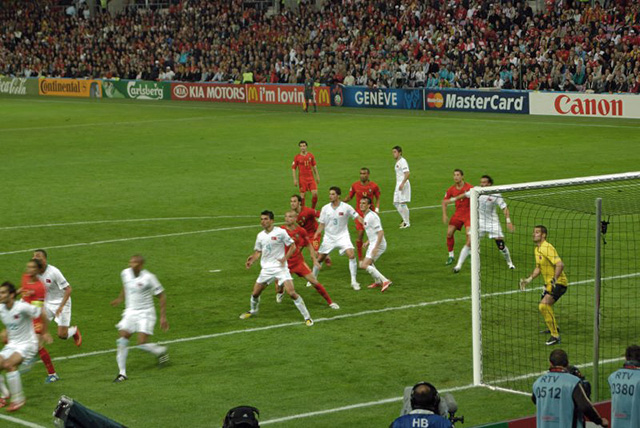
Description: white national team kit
xmin=363 ymin=210 xmax=387 ymax=261
xmin=117 ymin=268 xmax=165 ymax=335
xmin=466 ymin=191 xmax=508 ymax=239
xmin=255 ymin=227 xmax=294 ymax=285
xmin=318 ymin=202 xmax=358 ymax=255
xmin=394 ymin=157 xmax=411 ymax=203
xmin=38 ymin=264 xmax=72 ymax=326
xmin=0 ymin=301 xmax=40 ymax=361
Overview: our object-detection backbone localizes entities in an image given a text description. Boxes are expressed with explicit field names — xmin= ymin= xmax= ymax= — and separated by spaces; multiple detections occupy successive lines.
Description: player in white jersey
xmin=111 ymin=255 xmax=169 ymax=383
xmin=0 ymin=281 xmax=51 ymax=411
xmin=33 ymin=250 xmax=82 ymax=346
xmin=313 ymin=187 xmax=362 ymax=290
xmin=241 ymin=210 xmax=313 ymax=326
xmin=359 ymin=197 xmax=392 ymax=292
xmin=452 ymin=175 xmax=516 ymax=271
xmin=392 ymin=146 xmax=411 ymax=228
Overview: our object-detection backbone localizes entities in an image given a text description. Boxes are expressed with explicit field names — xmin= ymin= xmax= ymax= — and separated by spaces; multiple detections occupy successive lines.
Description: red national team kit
xmin=292 ymin=153 xmax=317 ymax=192
xmin=281 ymin=226 xmax=313 ymax=277
xmin=348 ymin=181 xmax=381 ymax=231
xmin=444 ymin=182 xmax=473 ymax=230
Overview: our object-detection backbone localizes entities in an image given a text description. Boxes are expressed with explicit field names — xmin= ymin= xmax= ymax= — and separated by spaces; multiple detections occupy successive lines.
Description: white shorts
xmin=44 ymin=300 xmax=72 ymax=327
xmin=256 ymin=267 xmax=293 ymax=285
xmin=393 ymin=182 xmax=411 ymax=204
xmin=116 ymin=308 xmax=156 ymax=335
xmin=0 ymin=341 xmax=38 ymax=362
xmin=319 ymin=233 xmax=354 ymax=256
xmin=365 ymin=241 xmax=387 ymax=262
xmin=479 ymin=224 xmax=504 ymax=240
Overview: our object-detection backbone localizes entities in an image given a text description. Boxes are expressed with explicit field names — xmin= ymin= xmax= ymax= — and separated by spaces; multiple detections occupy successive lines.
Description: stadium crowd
xmin=1 ymin=0 xmax=640 ymax=93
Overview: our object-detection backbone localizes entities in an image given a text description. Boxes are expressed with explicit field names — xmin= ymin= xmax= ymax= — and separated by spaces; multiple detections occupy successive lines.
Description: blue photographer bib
xmin=390 ymin=413 xmax=452 ymax=428
xmin=533 ymin=371 xmax=581 ymax=428
xmin=608 ymin=367 xmax=640 ymax=428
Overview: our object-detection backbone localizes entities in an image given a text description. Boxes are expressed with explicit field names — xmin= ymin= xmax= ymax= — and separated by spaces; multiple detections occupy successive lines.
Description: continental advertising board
xmin=171 ymin=83 xmax=246 ymax=103
xmin=425 ymin=89 xmax=528 ymax=114
xmin=332 ymin=86 xmax=423 ymax=110
xmin=103 ymin=80 xmax=169 ymax=100
xmin=39 ymin=78 xmax=102 ymax=98
xmin=245 ymin=84 xmax=331 ymax=106
xmin=530 ymin=92 xmax=640 ymax=119
xmin=0 ymin=77 xmax=38 ymax=96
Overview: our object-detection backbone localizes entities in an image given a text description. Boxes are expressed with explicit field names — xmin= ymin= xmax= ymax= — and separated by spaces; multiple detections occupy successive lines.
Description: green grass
xmin=0 ymin=95 xmax=639 ymax=427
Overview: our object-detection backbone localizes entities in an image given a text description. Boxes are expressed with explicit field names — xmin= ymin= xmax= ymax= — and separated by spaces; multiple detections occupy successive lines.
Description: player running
xmin=343 ymin=167 xmax=381 ymax=260
xmin=313 ymin=187 xmax=362 ymax=290
xmin=450 ymin=175 xmax=516 ymax=271
xmin=442 ymin=170 xmax=473 ymax=269
xmin=33 ymin=250 xmax=82 ymax=346
xmin=292 ymin=140 xmax=320 ymax=209
xmin=241 ymin=210 xmax=314 ymax=326
xmin=0 ymin=281 xmax=51 ymax=411
xmin=290 ymin=194 xmax=332 ymax=270
xmin=276 ymin=211 xmax=339 ymax=309
xmin=111 ymin=255 xmax=169 ymax=383
xmin=19 ymin=258 xmax=59 ymax=383
xmin=359 ymin=197 xmax=392 ymax=292
xmin=392 ymin=146 xmax=411 ymax=229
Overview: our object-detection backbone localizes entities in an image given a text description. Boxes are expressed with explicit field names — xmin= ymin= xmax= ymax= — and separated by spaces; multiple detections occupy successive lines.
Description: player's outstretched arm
xmin=111 ymin=287 xmax=125 ymax=307
xmin=519 ymin=267 xmax=541 ymax=290
xmin=246 ymin=251 xmax=261 ymax=269
xmin=503 ymin=207 xmax=515 ymax=232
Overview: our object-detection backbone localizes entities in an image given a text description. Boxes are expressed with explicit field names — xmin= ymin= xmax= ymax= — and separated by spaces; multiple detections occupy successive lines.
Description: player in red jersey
xmin=292 ymin=140 xmax=320 ymax=209
xmin=442 ymin=169 xmax=473 ymax=270
xmin=343 ymin=167 xmax=381 ymax=260
xmin=290 ymin=194 xmax=332 ymax=268
xmin=276 ymin=211 xmax=339 ymax=309
xmin=18 ymin=258 xmax=56 ymax=383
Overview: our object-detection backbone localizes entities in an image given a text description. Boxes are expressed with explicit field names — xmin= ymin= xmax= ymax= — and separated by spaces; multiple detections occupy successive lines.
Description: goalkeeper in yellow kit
xmin=519 ymin=225 xmax=568 ymax=346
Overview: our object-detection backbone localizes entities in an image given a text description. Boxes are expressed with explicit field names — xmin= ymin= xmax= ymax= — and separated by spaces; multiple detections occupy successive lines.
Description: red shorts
xmin=355 ymin=216 xmax=364 ymax=232
xmin=449 ymin=213 xmax=470 ymax=231
xmin=288 ymin=261 xmax=312 ymax=277
xmin=299 ymin=179 xmax=317 ymax=193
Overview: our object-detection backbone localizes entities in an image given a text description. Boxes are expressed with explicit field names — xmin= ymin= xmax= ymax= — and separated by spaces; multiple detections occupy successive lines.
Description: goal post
xmin=470 ymin=171 xmax=640 ymax=397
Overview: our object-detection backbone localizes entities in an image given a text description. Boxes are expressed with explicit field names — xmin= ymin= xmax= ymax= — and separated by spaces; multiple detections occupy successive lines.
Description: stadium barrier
xmin=171 ymin=82 xmax=246 ymax=103
xmin=330 ymin=85 xmax=423 ymax=110
xmin=472 ymin=401 xmax=611 ymax=428
xmin=0 ymin=76 xmax=38 ymax=96
xmin=103 ymin=79 xmax=170 ymax=100
xmin=424 ymin=88 xmax=529 ymax=114
xmin=39 ymin=77 xmax=102 ymax=98
xmin=246 ymin=83 xmax=331 ymax=106
xmin=530 ymin=91 xmax=640 ymax=119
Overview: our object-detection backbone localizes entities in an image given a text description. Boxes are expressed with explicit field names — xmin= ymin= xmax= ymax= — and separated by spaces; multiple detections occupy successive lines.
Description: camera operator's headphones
xmin=410 ymin=382 xmax=441 ymax=413
xmin=222 ymin=405 xmax=260 ymax=428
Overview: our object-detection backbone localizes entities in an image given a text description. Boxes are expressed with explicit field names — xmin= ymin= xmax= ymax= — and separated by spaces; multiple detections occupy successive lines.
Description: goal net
xmin=470 ymin=172 xmax=640 ymax=400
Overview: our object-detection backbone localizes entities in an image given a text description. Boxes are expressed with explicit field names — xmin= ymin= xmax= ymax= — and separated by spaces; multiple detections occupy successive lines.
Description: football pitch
xmin=1 ymin=96 xmax=639 ymax=427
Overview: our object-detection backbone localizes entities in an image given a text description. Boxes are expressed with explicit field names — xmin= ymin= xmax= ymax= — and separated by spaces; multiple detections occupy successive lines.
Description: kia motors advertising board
xmin=425 ymin=89 xmax=528 ymax=114
xmin=245 ymin=84 xmax=331 ymax=106
xmin=171 ymin=83 xmax=246 ymax=103
xmin=335 ymin=86 xmax=423 ymax=110
xmin=530 ymin=92 xmax=640 ymax=119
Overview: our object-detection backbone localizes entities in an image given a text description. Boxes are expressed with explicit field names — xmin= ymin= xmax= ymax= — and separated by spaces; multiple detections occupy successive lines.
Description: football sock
xmin=356 ymin=239 xmax=363 ymax=260
xmin=501 ymin=246 xmax=513 ymax=265
xmin=0 ymin=375 xmax=9 ymax=398
xmin=116 ymin=337 xmax=129 ymax=376
xmin=366 ymin=265 xmax=388 ymax=283
xmin=66 ymin=326 xmax=78 ymax=339
xmin=447 ymin=237 xmax=455 ymax=252
xmin=313 ymin=282 xmax=332 ymax=304
xmin=139 ymin=343 xmax=164 ymax=356
xmin=539 ymin=303 xmax=559 ymax=337
xmin=348 ymin=258 xmax=358 ymax=282
xmin=399 ymin=204 xmax=410 ymax=225
xmin=39 ymin=348 xmax=56 ymax=375
xmin=293 ymin=297 xmax=311 ymax=320
xmin=250 ymin=296 xmax=260 ymax=313
xmin=311 ymin=194 xmax=318 ymax=209
xmin=455 ymin=245 xmax=470 ymax=269
xmin=6 ymin=372 xmax=23 ymax=403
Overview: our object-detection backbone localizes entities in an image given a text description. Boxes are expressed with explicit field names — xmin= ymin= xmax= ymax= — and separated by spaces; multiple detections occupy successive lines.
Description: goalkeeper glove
xmin=519 ymin=277 xmax=532 ymax=291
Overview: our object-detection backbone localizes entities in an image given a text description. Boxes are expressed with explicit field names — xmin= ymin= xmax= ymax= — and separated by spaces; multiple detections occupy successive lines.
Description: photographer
xmin=390 ymin=382 xmax=453 ymax=428
xmin=532 ymin=349 xmax=608 ymax=428
xmin=608 ymin=344 xmax=640 ymax=428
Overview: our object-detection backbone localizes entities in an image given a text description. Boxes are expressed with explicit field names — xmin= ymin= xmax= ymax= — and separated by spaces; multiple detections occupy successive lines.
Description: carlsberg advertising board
xmin=102 ymin=80 xmax=169 ymax=100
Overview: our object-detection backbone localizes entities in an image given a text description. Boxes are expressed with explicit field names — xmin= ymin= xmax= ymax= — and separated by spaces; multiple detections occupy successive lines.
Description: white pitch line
xmin=209 ymin=269 xmax=222 ymax=273
xmin=260 ymin=384 xmax=476 ymax=425
xmin=0 ymin=414 xmax=47 ymax=428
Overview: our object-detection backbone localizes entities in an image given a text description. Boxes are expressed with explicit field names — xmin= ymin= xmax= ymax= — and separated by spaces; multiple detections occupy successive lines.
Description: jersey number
xmin=611 ymin=383 xmax=635 ymax=396
xmin=535 ymin=386 xmax=562 ymax=399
